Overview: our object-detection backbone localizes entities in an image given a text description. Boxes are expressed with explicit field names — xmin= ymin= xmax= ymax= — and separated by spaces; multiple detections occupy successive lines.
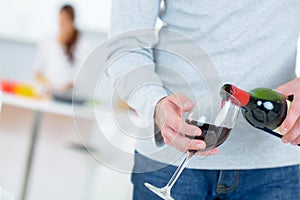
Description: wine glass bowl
xmin=185 ymin=90 xmax=241 ymax=151
xmin=184 ymin=119 xmax=232 ymax=151
xmin=144 ymin=90 xmax=241 ymax=199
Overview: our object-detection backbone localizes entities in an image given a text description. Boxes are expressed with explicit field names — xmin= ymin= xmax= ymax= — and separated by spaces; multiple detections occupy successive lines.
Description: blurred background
xmin=0 ymin=0 xmax=135 ymax=199
xmin=0 ymin=0 xmax=110 ymax=82
xmin=1 ymin=1 xmax=300 ymax=200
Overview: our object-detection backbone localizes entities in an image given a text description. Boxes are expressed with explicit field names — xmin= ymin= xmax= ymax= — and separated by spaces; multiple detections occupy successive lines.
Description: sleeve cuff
xmin=128 ymin=84 xmax=167 ymax=126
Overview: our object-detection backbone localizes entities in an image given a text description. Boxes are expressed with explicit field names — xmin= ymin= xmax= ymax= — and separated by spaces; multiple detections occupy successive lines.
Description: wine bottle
xmin=221 ymin=84 xmax=297 ymax=145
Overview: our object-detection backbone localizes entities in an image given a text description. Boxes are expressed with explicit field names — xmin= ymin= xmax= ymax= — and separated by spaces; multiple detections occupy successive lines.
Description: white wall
xmin=0 ymin=0 xmax=111 ymax=42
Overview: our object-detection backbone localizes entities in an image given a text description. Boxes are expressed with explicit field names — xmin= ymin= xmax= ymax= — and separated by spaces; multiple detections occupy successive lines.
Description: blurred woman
xmin=35 ymin=4 xmax=89 ymax=94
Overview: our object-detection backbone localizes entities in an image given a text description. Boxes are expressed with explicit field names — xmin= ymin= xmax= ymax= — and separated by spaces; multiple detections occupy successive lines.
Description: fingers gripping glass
xmin=144 ymin=90 xmax=241 ymax=199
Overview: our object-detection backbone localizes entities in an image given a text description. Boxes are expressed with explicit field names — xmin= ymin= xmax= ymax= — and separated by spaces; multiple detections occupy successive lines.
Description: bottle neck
xmin=222 ymin=84 xmax=250 ymax=106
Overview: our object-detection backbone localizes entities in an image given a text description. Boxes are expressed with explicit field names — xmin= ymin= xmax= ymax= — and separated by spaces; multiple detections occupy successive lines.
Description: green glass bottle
xmin=221 ymin=84 xmax=296 ymax=143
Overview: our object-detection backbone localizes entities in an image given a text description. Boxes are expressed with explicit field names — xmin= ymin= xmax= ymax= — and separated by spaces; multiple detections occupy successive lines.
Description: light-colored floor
xmin=0 ymin=105 xmax=134 ymax=200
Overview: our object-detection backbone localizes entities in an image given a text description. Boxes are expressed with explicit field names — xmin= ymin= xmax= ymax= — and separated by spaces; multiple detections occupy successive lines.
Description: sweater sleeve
xmin=106 ymin=0 xmax=168 ymax=125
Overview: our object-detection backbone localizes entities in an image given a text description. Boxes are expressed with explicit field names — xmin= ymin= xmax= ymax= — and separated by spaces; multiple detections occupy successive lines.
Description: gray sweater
xmin=107 ymin=0 xmax=300 ymax=169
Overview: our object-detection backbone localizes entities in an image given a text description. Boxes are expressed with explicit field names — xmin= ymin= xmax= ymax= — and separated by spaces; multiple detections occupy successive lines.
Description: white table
xmin=2 ymin=93 xmax=95 ymax=200
xmin=2 ymin=93 xmax=95 ymax=120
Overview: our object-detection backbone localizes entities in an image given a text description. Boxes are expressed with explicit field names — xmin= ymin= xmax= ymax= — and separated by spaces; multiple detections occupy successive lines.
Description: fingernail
xmin=193 ymin=129 xmax=200 ymax=135
xmin=196 ymin=143 xmax=205 ymax=149
xmin=291 ymin=142 xmax=297 ymax=146
xmin=183 ymin=102 xmax=190 ymax=109
xmin=282 ymin=138 xmax=289 ymax=143
xmin=281 ymin=127 xmax=288 ymax=135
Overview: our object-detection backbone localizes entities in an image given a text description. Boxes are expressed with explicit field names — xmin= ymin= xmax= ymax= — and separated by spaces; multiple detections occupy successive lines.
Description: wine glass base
xmin=144 ymin=182 xmax=174 ymax=200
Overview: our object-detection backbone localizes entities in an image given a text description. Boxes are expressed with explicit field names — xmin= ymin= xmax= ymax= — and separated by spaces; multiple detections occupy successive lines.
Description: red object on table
xmin=1 ymin=79 xmax=37 ymax=97
xmin=1 ymin=80 xmax=17 ymax=93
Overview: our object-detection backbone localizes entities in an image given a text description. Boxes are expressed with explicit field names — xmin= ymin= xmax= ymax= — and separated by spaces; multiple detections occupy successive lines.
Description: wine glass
xmin=144 ymin=90 xmax=241 ymax=200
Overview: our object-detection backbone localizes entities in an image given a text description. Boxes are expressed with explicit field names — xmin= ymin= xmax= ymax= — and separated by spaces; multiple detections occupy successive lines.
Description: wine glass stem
xmin=166 ymin=151 xmax=195 ymax=189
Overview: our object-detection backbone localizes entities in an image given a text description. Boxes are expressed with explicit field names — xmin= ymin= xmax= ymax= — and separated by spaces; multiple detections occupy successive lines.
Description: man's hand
xmin=276 ymin=78 xmax=300 ymax=145
xmin=154 ymin=93 xmax=219 ymax=155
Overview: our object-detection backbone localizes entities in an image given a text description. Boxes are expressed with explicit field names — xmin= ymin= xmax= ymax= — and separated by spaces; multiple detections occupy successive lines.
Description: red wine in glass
xmin=185 ymin=119 xmax=232 ymax=152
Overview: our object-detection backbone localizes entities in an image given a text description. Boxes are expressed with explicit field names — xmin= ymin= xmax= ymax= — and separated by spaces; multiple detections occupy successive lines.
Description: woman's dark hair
xmin=60 ymin=4 xmax=75 ymax=21
xmin=60 ymin=4 xmax=79 ymax=63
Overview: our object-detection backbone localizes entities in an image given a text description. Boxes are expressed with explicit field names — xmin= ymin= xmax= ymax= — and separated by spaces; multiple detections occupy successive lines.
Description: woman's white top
xmin=34 ymin=34 xmax=89 ymax=90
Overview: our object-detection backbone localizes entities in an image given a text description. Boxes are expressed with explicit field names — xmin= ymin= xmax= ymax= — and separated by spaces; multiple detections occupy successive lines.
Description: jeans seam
xmin=216 ymin=171 xmax=240 ymax=194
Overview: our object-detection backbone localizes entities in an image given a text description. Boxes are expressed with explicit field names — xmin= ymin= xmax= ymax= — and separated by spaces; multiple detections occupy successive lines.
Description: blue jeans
xmin=131 ymin=151 xmax=300 ymax=200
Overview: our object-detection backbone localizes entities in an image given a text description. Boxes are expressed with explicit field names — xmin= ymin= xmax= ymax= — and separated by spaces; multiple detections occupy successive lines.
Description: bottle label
xmin=272 ymin=100 xmax=291 ymax=135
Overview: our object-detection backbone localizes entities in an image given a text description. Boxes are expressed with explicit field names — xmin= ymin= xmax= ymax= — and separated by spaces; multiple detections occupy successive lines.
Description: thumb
xmin=168 ymin=93 xmax=194 ymax=111
xmin=276 ymin=79 xmax=298 ymax=96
